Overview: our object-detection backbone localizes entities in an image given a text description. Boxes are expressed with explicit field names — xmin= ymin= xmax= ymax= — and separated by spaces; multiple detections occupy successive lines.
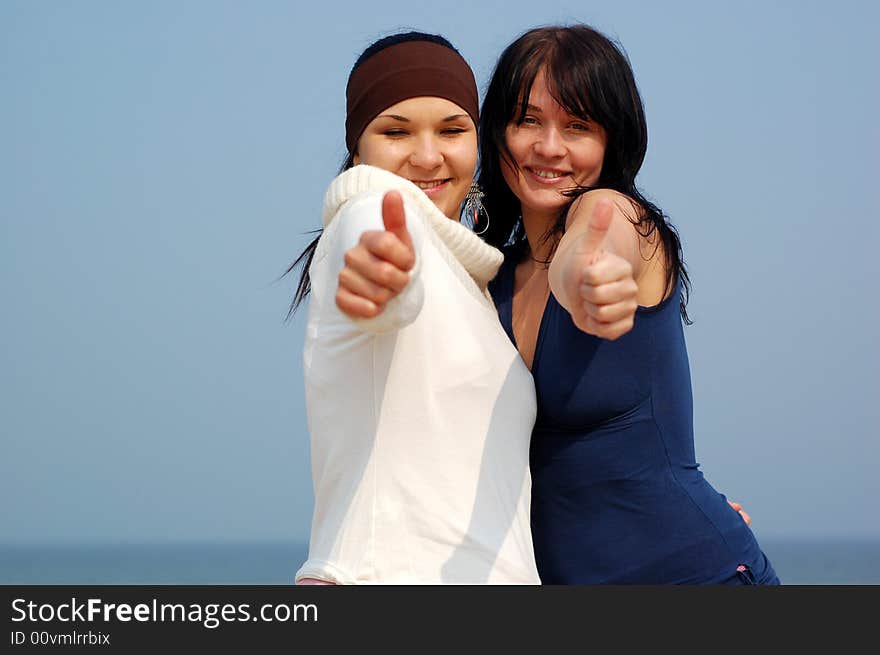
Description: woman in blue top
xmin=337 ymin=24 xmax=776 ymax=585
xmin=474 ymin=24 xmax=778 ymax=584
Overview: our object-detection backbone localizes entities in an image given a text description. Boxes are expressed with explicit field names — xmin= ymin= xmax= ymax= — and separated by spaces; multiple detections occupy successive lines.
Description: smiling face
xmin=354 ymin=96 xmax=478 ymax=220
xmin=501 ymin=70 xmax=608 ymax=224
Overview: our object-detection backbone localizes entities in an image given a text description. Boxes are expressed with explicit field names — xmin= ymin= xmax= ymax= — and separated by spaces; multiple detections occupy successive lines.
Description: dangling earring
xmin=462 ymin=181 xmax=490 ymax=235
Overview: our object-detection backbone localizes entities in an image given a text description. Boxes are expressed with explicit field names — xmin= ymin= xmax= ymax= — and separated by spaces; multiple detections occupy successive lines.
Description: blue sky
xmin=1 ymin=0 xmax=877 ymax=545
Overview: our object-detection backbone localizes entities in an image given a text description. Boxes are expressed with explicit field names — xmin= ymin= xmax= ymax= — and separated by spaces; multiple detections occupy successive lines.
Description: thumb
xmin=579 ymin=197 xmax=614 ymax=256
xmin=382 ymin=190 xmax=413 ymax=252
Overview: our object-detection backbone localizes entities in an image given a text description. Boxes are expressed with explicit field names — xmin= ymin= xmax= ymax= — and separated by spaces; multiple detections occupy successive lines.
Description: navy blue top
xmin=490 ymin=247 xmax=766 ymax=584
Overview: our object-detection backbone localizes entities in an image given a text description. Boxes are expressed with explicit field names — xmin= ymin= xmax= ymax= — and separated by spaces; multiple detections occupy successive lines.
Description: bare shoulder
xmin=567 ymin=189 xmax=646 ymax=250
xmin=566 ymin=190 xmax=668 ymax=291
xmin=567 ymin=189 xmax=641 ymax=225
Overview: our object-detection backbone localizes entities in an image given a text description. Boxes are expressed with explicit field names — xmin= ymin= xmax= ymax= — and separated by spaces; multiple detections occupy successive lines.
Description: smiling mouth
xmin=525 ymin=167 xmax=570 ymax=182
xmin=411 ymin=178 xmax=451 ymax=190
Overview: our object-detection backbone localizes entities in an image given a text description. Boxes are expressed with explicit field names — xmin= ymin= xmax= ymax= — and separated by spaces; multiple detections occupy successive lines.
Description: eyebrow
xmin=376 ymin=114 xmax=470 ymax=122
xmin=522 ymin=103 xmax=590 ymax=121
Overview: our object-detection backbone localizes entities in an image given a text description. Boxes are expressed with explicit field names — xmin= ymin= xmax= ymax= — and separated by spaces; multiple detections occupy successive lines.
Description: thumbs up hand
xmin=559 ymin=198 xmax=639 ymax=340
xmin=336 ymin=190 xmax=417 ymax=319
xmin=379 ymin=189 xmax=414 ymax=254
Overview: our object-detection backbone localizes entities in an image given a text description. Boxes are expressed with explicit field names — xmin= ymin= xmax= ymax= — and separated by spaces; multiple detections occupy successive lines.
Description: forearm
xmin=547 ymin=237 xmax=585 ymax=316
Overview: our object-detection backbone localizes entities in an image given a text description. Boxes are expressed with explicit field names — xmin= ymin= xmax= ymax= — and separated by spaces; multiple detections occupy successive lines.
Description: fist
xmin=566 ymin=198 xmax=639 ymax=340
xmin=335 ymin=191 xmax=415 ymax=319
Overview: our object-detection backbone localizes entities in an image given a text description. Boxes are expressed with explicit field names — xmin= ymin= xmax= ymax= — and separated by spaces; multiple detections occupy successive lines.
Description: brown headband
xmin=345 ymin=40 xmax=479 ymax=153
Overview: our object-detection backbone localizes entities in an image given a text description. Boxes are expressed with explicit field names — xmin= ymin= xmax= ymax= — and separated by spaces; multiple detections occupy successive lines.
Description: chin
xmin=525 ymin=198 xmax=568 ymax=215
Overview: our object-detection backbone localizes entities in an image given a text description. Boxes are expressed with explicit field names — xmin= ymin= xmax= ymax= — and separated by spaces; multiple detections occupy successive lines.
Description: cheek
xmin=500 ymin=157 xmax=521 ymax=192
xmin=573 ymin=142 xmax=607 ymax=183
xmin=356 ymin=136 xmax=404 ymax=171
xmin=453 ymin=135 xmax=478 ymax=178
xmin=501 ymin=130 xmax=527 ymax=187
xmin=504 ymin=127 xmax=529 ymax=162
xmin=354 ymin=138 xmax=380 ymax=168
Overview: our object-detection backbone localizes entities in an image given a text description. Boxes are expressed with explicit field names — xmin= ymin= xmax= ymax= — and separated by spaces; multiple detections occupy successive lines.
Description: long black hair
xmin=478 ymin=24 xmax=691 ymax=323
xmin=284 ymin=31 xmax=460 ymax=319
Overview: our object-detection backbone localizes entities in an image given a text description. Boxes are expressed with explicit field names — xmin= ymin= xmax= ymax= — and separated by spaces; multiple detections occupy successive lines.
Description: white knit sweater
xmin=296 ymin=166 xmax=539 ymax=584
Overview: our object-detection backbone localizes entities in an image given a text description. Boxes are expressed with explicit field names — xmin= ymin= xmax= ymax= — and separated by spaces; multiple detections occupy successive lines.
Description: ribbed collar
xmin=322 ymin=165 xmax=502 ymax=288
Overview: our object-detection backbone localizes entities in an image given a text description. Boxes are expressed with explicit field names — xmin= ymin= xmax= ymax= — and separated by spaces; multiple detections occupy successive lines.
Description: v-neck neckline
xmin=502 ymin=256 xmax=555 ymax=373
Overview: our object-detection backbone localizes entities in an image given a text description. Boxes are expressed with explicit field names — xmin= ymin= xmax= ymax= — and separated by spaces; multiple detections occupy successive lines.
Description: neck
xmin=520 ymin=206 xmax=559 ymax=263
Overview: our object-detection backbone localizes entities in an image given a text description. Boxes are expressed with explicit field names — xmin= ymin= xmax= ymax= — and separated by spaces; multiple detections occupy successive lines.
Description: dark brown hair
xmin=478 ymin=25 xmax=691 ymax=322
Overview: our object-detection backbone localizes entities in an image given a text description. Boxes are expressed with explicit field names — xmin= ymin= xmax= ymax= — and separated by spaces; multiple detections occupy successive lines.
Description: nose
xmin=533 ymin=126 xmax=566 ymax=159
xmin=409 ymin=135 xmax=443 ymax=170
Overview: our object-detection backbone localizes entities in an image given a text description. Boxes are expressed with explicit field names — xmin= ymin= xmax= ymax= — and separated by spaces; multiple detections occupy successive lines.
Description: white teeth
xmin=532 ymin=169 xmax=566 ymax=179
xmin=415 ymin=180 xmax=445 ymax=189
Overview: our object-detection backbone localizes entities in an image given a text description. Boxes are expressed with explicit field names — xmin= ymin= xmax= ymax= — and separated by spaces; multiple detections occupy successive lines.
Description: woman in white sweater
xmin=289 ymin=32 xmax=539 ymax=584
